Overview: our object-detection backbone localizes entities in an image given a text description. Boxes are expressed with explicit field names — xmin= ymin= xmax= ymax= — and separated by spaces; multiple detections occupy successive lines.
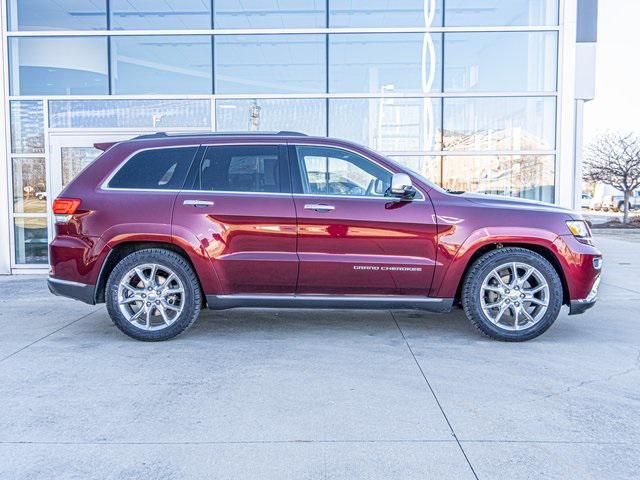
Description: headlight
xmin=566 ymin=220 xmax=591 ymax=238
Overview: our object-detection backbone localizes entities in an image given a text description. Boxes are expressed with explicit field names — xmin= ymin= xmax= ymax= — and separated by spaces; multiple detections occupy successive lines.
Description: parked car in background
xmin=590 ymin=184 xmax=640 ymax=212
xmin=581 ymin=193 xmax=592 ymax=209
xmin=48 ymin=132 xmax=602 ymax=343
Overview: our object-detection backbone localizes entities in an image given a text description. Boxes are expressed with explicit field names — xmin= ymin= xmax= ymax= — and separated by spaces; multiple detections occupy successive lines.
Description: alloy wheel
xmin=479 ymin=261 xmax=550 ymax=331
xmin=117 ymin=263 xmax=185 ymax=331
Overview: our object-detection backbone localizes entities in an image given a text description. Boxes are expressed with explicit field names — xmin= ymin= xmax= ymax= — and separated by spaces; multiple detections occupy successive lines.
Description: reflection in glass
xmin=49 ymin=99 xmax=211 ymax=129
xmin=10 ymin=101 xmax=44 ymax=154
xmin=330 ymin=33 xmax=442 ymax=93
xmin=443 ymin=97 xmax=556 ymax=151
xmin=110 ymin=0 xmax=211 ymax=30
xmin=14 ymin=217 xmax=48 ymax=264
xmin=111 ymin=36 xmax=212 ymax=94
xmin=62 ymin=147 xmax=102 ymax=187
xmin=444 ymin=32 xmax=557 ymax=92
xmin=445 ymin=0 xmax=558 ymax=26
xmin=215 ymin=0 xmax=325 ymax=28
xmin=216 ymin=99 xmax=326 ymax=136
xmin=388 ymin=156 xmax=441 ymax=185
xmin=330 ymin=98 xmax=442 ymax=153
xmin=215 ymin=35 xmax=325 ymax=94
xmin=442 ymin=155 xmax=555 ymax=203
xmin=12 ymin=157 xmax=47 ymax=214
xmin=7 ymin=0 xmax=106 ymax=31
xmin=330 ymin=0 xmax=442 ymax=27
xmin=9 ymin=37 xmax=108 ymax=95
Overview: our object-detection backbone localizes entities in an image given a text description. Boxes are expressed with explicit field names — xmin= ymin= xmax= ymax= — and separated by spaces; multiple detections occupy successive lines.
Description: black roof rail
xmin=132 ymin=131 xmax=307 ymax=140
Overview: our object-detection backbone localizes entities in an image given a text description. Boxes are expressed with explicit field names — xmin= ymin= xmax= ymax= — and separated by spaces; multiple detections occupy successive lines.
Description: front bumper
xmin=568 ymin=276 xmax=600 ymax=315
xmin=48 ymin=277 xmax=96 ymax=305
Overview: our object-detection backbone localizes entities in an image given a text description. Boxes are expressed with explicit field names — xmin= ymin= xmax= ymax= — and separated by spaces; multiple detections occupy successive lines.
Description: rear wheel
xmin=106 ymin=249 xmax=201 ymax=341
xmin=461 ymin=248 xmax=563 ymax=341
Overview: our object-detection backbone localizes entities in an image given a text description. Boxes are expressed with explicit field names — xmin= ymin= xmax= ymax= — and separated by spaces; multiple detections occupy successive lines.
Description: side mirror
xmin=389 ymin=173 xmax=416 ymax=199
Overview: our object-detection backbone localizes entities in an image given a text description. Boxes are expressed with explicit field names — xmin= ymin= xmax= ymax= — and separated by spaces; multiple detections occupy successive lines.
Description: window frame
xmin=184 ymin=143 xmax=291 ymax=194
xmin=101 ymin=144 xmax=201 ymax=192
xmin=288 ymin=143 xmax=424 ymax=201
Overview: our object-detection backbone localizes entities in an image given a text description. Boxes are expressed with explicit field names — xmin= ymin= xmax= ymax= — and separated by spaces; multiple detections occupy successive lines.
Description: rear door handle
xmin=304 ymin=204 xmax=335 ymax=212
xmin=183 ymin=199 xmax=214 ymax=207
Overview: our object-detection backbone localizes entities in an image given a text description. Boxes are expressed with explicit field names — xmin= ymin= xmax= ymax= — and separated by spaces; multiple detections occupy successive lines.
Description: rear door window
xmin=193 ymin=145 xmax=288 ymax=193
xmin=108 ymin=146 xmax=197 ymax=190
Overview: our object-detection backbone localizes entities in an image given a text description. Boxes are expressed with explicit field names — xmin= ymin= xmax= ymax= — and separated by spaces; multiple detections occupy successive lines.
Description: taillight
xmin=52 ymin=198 xmax=81 ymax=222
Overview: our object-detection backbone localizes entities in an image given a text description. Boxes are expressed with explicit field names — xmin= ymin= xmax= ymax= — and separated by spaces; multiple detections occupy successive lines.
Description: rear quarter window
xmin=107 ymin=146 xmax=197 ymax=190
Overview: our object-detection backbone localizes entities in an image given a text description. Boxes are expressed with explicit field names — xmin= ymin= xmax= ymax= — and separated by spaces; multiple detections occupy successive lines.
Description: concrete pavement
xmin=0 ymin=231 xmax=638 ymax=479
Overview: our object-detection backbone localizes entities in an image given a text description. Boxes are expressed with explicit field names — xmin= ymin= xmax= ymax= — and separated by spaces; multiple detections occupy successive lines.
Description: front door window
xmin=295 ymin=145 xmax=391 ymax=197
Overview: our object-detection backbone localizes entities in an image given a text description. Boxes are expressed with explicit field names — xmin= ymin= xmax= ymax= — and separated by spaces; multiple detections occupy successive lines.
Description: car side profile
xmin=48 ymin=132 xmax=602 ymax=342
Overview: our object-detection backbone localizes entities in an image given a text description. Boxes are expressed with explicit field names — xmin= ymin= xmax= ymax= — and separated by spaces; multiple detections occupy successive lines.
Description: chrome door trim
xmin=183 ymin=199 xmax=214 ymax=207
xmin=304 ymin=204 xmax=335 ymax=212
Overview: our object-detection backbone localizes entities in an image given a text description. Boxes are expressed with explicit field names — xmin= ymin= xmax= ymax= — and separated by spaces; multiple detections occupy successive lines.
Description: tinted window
xmin=295 ymin=146 xmax=392 ymax=197
xmin=110 ymin=36 xmax=212 ymax=94
xmin=329 ymin=33 xmax=442 ymax=94
xmin=108 ymin=147 xmax=197 ymax=190
xmin=444 ymin=0 xmax=558 ymax=26
xmin=196 ymin=145 xmax=284 ymax=193
xmin=8 ymin=0 xmax=107 ymax=31
xmin=444 ymin=32 xmax=557 ymax=93
xmin=215 ymin=35 xmax=326 ymax=94
xmin=9 ymin=37 xmax=109 ymax=95
xmin=110 ymin=0 xmax=211 ymax=30
xmin=215 ymin=0 xmax=325 ymax=28
xmin=216 ymin=99 xmax=326 ymax=136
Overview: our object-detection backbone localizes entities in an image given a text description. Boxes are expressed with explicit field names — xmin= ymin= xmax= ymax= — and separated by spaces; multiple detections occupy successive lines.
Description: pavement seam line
xmin=390 ymin=311 xmax=480 ymax=480
xmin=0 ymin=308 xmax=100 ymax=363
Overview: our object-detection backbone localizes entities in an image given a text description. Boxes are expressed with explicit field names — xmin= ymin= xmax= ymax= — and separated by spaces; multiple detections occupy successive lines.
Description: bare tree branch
xmin=583 ymin=132 xmax=640 ymax=224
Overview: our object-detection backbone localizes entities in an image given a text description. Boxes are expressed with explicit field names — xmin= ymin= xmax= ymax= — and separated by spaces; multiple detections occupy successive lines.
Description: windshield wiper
xmin=445 ymin=188 xmax=465 ymax=194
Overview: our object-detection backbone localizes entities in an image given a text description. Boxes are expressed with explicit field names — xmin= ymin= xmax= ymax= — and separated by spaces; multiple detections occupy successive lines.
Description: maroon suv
xmin=48 ymin=132 xmax=602 ymax=342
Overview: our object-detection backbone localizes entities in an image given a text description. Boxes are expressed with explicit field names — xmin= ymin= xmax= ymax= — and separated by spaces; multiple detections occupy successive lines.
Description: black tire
xmin=461 ymin=247 xmax=563 ymax=342
xmin=106 ymin=248 xmax=202 ymax=341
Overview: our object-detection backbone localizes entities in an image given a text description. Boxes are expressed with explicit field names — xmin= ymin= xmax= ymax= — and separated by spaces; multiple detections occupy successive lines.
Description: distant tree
xmin=584 ymin=132 xmax=640 ymax=224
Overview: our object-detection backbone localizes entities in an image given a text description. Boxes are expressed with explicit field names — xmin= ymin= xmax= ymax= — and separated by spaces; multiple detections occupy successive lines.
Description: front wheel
xmin=106 ymin=249 xmax=202 ymax=341
xmin=461 ymin=248 xmax=563 ymax=341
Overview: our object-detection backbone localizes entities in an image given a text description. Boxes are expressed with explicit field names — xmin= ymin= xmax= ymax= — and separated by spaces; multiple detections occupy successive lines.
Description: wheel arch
xmin=453 ymin=242 xmax=570 ymax=307
xmin=94 ymin=241 xmax=202 ymax=304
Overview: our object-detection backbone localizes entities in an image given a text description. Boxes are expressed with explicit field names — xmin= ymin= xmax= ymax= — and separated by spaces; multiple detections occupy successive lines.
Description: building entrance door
xmin=48 ymin=133 xmax=133 ymax=200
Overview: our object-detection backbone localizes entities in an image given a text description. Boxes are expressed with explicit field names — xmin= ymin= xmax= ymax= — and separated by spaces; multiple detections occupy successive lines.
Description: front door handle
xmin=183 ymin=199 xmax=214 ymax=207
xmin=304 ymin=204 xmax=335 ymax=212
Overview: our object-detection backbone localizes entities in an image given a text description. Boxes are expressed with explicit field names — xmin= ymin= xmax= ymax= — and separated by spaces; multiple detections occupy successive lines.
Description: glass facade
xmin=3 ymin=0 xmax=562 ymax=267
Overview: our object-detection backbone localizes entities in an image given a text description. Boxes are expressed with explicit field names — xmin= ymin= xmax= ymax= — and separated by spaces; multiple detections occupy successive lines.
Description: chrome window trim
xmin=100 ymin=144 xmax=201 ymax=191
xmin=289 ymin=142 xmax=427 ymax=201
xmin=99 ymin=140 xmax=427 ymax=200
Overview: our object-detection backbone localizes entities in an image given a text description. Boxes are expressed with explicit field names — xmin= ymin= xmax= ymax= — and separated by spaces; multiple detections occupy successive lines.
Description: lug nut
xmin=155 ymin=300 xmax=160 ymax=305
xmin=505 ymin=289 xmax=510 ymax=293
xmin=141 ymin=294 xmax=146 ymax=298
xmin=514 ymin=286 xmax=519 ymax=291
xmin=515 ymin=302 xmax=520 ymax=307
xmin=146 ymin=302 xmax=151 ymax=306
xmin=520 ymin=293 xmax=525 ymax=298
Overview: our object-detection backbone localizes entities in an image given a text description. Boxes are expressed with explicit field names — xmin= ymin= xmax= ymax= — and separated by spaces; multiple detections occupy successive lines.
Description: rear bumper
xmin=48 ymin=277 xmax=96 ymax=305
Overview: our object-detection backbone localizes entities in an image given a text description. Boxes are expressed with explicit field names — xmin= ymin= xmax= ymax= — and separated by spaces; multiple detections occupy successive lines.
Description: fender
xmin=433 ymin=226 xmax=561 ymax=299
